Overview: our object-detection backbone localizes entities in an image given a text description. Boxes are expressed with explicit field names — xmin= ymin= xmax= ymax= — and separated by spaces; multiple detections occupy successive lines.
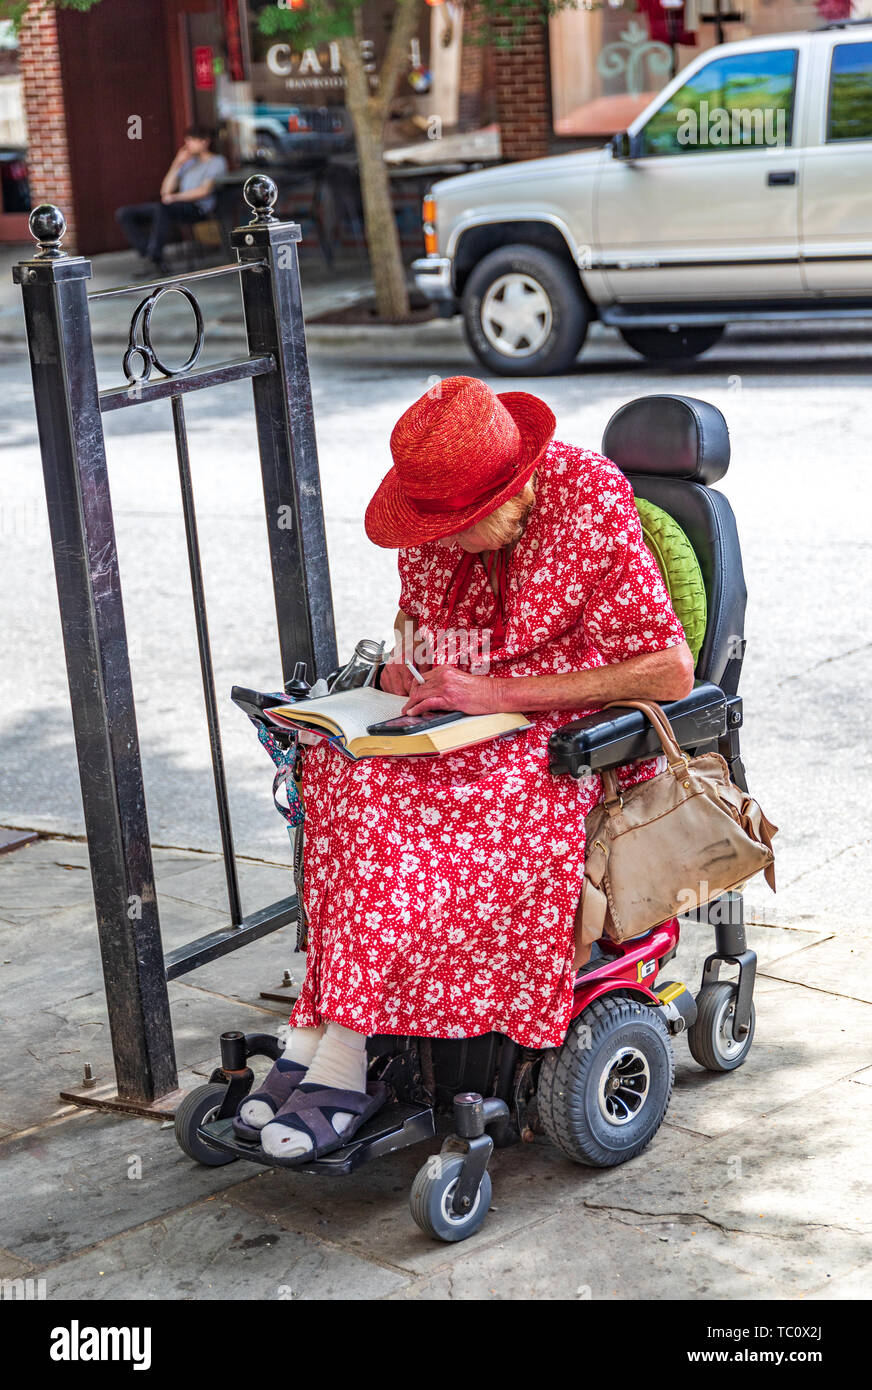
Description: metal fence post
xmin=233 ymin=177 xmax=338 ymax=685
xmin=14 ymin=207 xmax=177 ymax=1103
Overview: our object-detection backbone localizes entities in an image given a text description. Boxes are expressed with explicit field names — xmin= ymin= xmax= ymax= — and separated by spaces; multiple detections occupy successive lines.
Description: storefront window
xmin=0 ymin=20 xmax=30 ymax=220
xmin=213 ymin=0 xmax=475 ymax=169
xmin=550 ymin=0 xmax=829 ymax=140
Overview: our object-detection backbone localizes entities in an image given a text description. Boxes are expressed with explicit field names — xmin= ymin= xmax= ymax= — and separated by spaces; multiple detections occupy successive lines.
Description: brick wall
xmin=458 ymin=2 xmax=484 ymax=131
xmin=458 ymin=3 xmax=498 ymax=132
xmin=19 ymin=1 xmax=78 ymax=250
xmin=492 ymin=7 xmax=551 ymax=162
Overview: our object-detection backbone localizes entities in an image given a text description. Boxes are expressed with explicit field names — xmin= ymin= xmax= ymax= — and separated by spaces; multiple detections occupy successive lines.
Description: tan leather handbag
xmin=580 ymin=699 xmax=777 ymax=945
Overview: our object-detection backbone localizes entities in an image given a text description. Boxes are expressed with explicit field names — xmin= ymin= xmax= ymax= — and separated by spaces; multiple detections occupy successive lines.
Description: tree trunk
xmin=343 ymin=87 xmax=410 ymax=320
xmin=339 ymin=0 xmax=422 ymax=322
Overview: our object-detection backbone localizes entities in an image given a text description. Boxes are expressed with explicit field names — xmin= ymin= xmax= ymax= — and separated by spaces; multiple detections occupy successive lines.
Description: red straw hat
xmin=364 ymin=376 xmax=556 ymax=548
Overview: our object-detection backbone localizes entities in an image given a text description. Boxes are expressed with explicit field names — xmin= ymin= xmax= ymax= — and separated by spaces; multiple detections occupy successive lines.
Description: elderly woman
xmin=239 ymin=377 xmax=694 ymax=1161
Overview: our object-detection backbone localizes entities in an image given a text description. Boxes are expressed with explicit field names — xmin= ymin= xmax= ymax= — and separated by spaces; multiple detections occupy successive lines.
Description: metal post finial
xmin=243 ymin=175 xmax=278 ymax=225
xmin=29 ymin=204 xmax=67 ymax=259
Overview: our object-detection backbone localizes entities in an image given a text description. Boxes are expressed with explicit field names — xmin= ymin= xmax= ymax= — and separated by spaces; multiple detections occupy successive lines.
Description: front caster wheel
xmin=537 ymin=994 xmax=674 ymax=1167
xmin=174 ymin=1082 xmax=238 ymax=1166
xmin=410 ymin=1153 xmax=492 ymax=1243
xmin=688 ymin=982 xmax=755 ymax=1072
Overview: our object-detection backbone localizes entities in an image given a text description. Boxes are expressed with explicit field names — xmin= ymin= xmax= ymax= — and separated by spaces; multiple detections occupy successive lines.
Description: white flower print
xmin=292 ymin=440 xmax=686 ymax=1049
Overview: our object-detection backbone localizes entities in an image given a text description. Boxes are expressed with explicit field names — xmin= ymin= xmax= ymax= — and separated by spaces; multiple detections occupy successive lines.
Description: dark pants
xmin=115 ymin=200 xmax=207 ymax=263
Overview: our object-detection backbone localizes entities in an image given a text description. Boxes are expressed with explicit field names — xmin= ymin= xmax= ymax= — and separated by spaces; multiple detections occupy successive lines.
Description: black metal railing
xmin=14 ymin=175 xmax=337 ymax=1104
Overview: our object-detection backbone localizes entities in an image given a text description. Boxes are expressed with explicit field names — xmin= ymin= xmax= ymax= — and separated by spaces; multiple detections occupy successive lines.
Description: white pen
xmin=405 ymin=659 xmax=425 ymax=685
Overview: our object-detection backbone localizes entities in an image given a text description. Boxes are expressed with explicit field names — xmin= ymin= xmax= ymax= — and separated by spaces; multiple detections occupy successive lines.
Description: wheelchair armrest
xmin=548 ymin=681 xmax=737 ymax=778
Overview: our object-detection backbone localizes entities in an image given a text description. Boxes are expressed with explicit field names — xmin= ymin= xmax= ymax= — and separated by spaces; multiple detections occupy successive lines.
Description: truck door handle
xmin=767 ymin=170 xmax=796 ymax=186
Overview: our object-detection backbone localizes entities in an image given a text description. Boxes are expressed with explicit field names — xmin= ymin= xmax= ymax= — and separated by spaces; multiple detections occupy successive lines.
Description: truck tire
xmin=619 ymin=325 xmax=724 ymax=361
xmin=462 ymin=244 xmax=590 ymax=376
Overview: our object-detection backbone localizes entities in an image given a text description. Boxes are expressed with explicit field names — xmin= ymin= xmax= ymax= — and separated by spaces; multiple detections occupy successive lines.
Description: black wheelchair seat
xmin=548 ymin=395 xmax=748 ymax=792
xmin=602 ymin=393 xmax=746 ymax=698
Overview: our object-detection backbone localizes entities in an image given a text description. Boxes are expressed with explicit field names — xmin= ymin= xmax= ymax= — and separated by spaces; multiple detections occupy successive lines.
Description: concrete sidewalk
xmin=2 ymin=234 xmax=871 ymax=1298
xmin=1 ymin=833 xmax=870 ymax=1300
xmin=0 ymin=240 xmax=448 ymax=354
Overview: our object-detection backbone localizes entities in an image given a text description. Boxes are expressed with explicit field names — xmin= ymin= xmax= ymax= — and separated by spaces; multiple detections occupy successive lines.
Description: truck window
xmin=639 ymin=49 xmax=798 ymax=157
xmin=827 ymin=42 xmax=872 ymax=142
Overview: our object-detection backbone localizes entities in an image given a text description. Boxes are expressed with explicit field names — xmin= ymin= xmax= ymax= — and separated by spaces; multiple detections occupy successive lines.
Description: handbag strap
xmin=597 ymin=699 xmax=689 ymax=811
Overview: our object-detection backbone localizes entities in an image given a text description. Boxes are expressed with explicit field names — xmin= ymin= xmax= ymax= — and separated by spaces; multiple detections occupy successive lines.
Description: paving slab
xmin=668 ymin=917 xmax=830 ymax=987
xmin=174 ymin=931 xmax=300 ymax=1014
xmin=0 ymin=907 xmax=283 ymax=1133
xmin=668 ymin=976 xmax=872 ymax=1138
xmin=0 ymin=1246 xmax=36 ymax=1278
xmin=0 ymin=838 xmax=214 ymax=927
xmin=41 ymin=1196 xmax=406 ymax=1301
xmin=385 ymin=1204 xmax=793 ymax=1301
xmin=0 ymin=1109 xmax=266 ymax=1268
xmin=760 ymin=934 xmax=872 ymax=1004
xmin=0 ymin=840 xmax=102 ymax=925
xmin=751 ymin=840 xmax=872 ymax=940
xmin=807 ymin=1262 xmax=872 ymax=1300
xmin=159 ymin=854 xmax=294 ymax=918
xmin=225 ymin=1118 xmax=693 ymax=1278
xmin=580 ymin=1079 xmax=872 ymax=1292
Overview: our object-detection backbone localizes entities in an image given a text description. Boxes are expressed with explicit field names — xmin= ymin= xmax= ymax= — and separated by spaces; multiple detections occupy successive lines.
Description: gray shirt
xmin=177 ymin=154 xmax=227 ymax=213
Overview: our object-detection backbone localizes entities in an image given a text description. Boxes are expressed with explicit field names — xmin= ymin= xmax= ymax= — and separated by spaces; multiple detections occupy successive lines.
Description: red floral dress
xmin=290 ymin=442 xmax=687 ymax=1049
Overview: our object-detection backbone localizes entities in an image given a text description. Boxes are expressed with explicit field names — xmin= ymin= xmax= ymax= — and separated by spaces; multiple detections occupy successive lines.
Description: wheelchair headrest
xmin=602 ymin=395 xmax=730 ymax=485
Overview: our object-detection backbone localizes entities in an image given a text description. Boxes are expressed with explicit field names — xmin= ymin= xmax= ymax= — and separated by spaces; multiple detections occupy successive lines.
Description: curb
xmin=0 ymin=318 xmax=463 ymax=350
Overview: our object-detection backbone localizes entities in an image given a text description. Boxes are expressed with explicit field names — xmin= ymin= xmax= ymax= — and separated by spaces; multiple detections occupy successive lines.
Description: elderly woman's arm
xmin=401 ymin=641 xmax=695 ymax=716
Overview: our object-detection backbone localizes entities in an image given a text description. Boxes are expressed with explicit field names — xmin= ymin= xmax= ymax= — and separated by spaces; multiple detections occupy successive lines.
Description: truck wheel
xmin=619 ymin=326 xmax=724 ymax=360
xmin=462 ymin=244 xmax=589 ymax=376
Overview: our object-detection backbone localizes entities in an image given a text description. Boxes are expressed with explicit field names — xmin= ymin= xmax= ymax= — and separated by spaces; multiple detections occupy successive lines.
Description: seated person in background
xmin=115 ymin=126 xmax=227 ymax=276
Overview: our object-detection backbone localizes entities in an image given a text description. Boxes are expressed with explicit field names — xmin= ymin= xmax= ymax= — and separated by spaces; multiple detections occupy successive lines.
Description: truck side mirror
xmin=611 ymin=131 xmax=641 ymax=161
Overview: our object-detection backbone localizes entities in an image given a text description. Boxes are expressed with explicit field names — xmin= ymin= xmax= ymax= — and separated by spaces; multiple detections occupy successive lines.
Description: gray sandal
xmin=232 ymin=1057 xmax=308 ymax=1142
xmin=262 ymin=1079 xmax=387 ymax=1163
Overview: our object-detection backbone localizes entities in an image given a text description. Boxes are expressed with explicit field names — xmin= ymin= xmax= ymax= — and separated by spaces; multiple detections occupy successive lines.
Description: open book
xmin=267 ymin=686 xmax=530 ymax=759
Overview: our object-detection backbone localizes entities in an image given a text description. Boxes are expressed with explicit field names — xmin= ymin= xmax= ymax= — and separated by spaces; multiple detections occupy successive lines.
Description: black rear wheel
xmin=619 ymin=325 xmax=724 ymax=361
xmin=537 ymin=994 xmax=674 ymax=1167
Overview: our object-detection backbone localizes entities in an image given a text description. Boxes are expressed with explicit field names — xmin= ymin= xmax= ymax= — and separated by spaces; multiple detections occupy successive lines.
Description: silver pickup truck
xmin=413 ymin=20 xmax=872 ymax=374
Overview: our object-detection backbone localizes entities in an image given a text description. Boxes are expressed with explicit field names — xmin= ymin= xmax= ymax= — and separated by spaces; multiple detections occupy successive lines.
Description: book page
xmin=274 ymin=687 xmax=529 ymax=752
xmin=274 ymin=687 xmax=407 ymax=744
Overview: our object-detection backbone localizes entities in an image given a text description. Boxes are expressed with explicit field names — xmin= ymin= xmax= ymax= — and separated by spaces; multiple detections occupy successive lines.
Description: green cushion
xmin=635 ymin=496 xmax=707 ymax=664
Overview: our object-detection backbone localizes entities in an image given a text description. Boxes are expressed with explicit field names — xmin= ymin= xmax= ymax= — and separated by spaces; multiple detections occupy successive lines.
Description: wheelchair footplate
xmin=198 ymin=1099 xmax=436 ymax=1174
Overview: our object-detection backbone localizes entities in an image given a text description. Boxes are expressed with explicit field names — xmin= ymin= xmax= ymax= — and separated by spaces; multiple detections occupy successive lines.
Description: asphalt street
xmin=1 ymin=307 xmax=871 ymax=943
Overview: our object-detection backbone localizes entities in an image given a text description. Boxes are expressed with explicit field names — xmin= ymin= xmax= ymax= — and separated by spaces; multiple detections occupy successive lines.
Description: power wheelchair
xmin=175 ymin=394 xmax=758 ymax=1244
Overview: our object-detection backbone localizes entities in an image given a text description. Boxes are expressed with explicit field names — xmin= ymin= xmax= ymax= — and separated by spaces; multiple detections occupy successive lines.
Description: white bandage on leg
xmin=239 ymin=1024 xmax=325 ymax=1130
xmin=260 ymin=1022 xmax=367 ymax=1159
xmin=281 ymin=1022 xmax=325 ymax=1068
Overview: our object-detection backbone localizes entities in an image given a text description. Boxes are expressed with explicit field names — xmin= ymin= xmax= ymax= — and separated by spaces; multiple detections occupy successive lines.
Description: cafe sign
xmin=264 ymin=36 xmax=424 ymax=92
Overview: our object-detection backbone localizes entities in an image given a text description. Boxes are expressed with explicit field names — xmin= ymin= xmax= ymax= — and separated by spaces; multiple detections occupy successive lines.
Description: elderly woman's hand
xmin=380 ymin=657 xmax=415 ymax=697
xmin=401 ymin=666 xmax=501 ymax=717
